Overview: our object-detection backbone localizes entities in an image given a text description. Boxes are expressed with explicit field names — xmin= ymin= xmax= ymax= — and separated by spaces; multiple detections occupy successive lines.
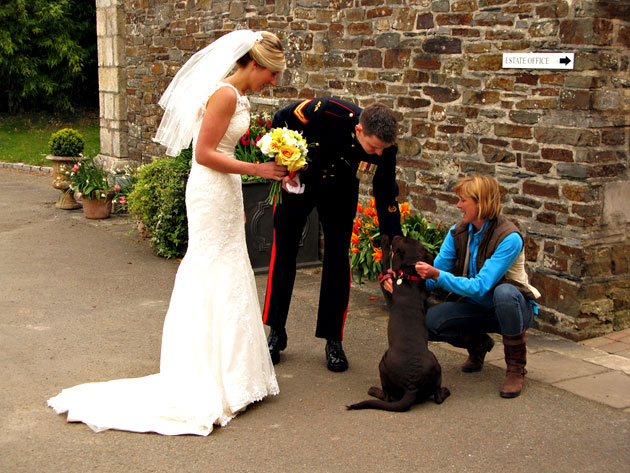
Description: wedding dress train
xmin=48 ymin=83 xmax=279 ymax=436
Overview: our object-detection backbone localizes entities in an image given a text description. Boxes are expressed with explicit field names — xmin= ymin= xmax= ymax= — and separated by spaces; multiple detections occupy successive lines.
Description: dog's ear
xmin=391 ymin=238 xmax=404 ymax=271
xmin=381 ymin=234 xmax=390 ymax=249
xmin=380 ymin=234 xmax=391 ymax=271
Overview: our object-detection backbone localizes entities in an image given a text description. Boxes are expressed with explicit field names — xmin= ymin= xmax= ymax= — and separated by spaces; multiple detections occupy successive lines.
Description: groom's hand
xmin=282 ymin=174 xmax=298 ymax=192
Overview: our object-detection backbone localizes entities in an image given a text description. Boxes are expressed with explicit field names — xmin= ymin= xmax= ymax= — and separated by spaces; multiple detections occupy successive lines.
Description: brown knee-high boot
xmin=461 ymin=333 xmax=495 ymax=373
xmin=500 ymin=331 xmax=527 ymax=398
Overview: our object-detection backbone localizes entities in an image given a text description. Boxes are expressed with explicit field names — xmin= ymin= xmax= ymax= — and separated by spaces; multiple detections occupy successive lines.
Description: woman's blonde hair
xmin=453 ymin=174 xmax=502 ymax=220
xmin=237 ymin=31 xmax=285 ymax=72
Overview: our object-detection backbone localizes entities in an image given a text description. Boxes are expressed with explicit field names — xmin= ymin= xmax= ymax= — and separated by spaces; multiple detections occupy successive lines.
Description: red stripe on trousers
xmin=340 ymin=266 xmax=351 ymax=340
xmin=262 ymin=195 xmax=278 ymax=323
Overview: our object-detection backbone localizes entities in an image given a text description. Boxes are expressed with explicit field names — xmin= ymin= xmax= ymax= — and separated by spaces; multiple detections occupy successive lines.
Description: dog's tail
xmin=346 ymin=391 xmax=416 ymax=412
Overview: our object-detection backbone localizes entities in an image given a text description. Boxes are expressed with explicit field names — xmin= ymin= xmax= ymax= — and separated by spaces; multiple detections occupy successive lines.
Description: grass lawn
xmin=0 ymin=110 xmax=100 ymax=166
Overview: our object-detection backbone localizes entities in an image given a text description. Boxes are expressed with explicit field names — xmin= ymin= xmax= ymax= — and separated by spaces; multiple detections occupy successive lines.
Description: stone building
xmin=96 ymin=0 xmax=629 ymax=340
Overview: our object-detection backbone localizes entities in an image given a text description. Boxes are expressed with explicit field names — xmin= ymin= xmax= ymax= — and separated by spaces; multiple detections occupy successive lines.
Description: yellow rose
xmin=287 ymin=156 xmax=307 ymax=172
xmin=276 ymin=145 xmax=300 ymax=166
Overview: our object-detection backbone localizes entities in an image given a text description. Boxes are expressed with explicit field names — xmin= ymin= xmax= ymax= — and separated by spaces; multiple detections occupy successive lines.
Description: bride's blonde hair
xmin=237 ymin=31 xmax=285 ymax=72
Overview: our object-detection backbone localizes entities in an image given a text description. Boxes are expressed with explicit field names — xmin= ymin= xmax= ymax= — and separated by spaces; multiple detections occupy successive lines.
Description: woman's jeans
xmin=426 ymin=284 xmax=535 ymax=345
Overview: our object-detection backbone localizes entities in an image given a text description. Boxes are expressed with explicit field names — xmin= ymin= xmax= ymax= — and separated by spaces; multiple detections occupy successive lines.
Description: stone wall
xmin=98 ymin=0 xmax=630 ymax=340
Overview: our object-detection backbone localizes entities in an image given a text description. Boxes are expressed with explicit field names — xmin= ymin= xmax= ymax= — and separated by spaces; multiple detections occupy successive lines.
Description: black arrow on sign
xmin=560 ymin=56 xmax=571 ymax=65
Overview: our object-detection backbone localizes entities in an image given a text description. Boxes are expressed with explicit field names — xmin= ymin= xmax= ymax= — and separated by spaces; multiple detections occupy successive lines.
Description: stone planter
xmin=46 ymin=155 xmax=81 ymax=210
xmin=243 ymin=180 xmax=320 ymax=273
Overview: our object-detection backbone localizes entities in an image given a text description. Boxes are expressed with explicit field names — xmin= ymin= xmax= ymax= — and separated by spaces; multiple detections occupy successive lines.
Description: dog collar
xmin=378 ymin=272 xmax=393 ymax=284
xmin=396 ymin=269 xmax=421 ymax=285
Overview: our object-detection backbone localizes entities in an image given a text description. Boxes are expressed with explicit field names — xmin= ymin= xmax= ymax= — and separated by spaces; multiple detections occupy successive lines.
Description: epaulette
xmin=293 ymin=99 xmax=312 ymax=124
xmin=325 ymin=99 xmax=357 ymax=120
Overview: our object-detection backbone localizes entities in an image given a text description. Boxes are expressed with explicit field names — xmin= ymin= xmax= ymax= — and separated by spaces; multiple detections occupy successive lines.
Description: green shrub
xmin=48 ymin=128 xmax=85 ymax=156
xmin=127 ymin=147 xmax=192 ymax=259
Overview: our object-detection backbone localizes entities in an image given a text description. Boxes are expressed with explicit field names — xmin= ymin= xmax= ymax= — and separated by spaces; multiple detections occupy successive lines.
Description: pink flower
xmin=76 ymin=192 xmax=82 ymax=199
xmin=120 ymin=196 xmax=127 ymax=205
xmin=72 ymin=164 xmax=80 ymax=172
xmin=114 ymin=184 xmax=121 ymax=190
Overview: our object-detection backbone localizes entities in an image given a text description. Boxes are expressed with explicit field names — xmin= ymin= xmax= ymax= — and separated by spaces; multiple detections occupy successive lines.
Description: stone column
xmin=96 ymin=0 xmax=129 ymax=170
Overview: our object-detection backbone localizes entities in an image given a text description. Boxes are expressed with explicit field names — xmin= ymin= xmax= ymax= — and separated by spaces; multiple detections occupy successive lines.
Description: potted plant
xmin=64 ymin=155 xmax=117 ymax=219
xmin=46 ymin=128 xmax=86 ymax=210
xmin=350 ymin=200 xmax=447 ymax=284
xmin=235 ymin=112 xmax=320 ymax=273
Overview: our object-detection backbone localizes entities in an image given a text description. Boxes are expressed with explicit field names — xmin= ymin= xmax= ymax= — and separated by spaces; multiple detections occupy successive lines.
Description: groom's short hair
xmin=359 ymin=103 xmax=398 ymax=144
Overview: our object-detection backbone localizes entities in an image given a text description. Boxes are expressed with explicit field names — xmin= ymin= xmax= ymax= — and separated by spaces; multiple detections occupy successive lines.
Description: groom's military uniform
xmin=263 ymin=97 xmax=402 ymax=341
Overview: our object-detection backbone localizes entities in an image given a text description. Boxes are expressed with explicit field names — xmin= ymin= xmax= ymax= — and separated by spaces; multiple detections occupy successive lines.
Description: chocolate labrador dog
xmin=347 ymin=235 xmax=450 ymax=412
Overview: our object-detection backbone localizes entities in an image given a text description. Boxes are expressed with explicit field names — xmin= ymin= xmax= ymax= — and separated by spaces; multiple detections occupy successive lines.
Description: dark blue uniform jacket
xmin=272 ymin=97 xmax=402 ymax=239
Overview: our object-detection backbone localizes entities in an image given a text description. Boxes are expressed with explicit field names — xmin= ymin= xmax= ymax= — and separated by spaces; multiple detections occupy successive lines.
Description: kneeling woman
xmin=415 ymin=174 xmax=540 ymax=398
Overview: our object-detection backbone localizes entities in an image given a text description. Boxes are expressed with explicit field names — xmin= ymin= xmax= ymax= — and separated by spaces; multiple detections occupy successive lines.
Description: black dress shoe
xmin=325 ymin=340 xmax=348 ymax=372
xmin=267 ymin=327 xmax=287 ymax=365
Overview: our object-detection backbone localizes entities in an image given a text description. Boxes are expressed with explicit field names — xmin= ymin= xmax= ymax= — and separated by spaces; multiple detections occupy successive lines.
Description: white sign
xmin=502 ymin=53 xmax=575 ymax=70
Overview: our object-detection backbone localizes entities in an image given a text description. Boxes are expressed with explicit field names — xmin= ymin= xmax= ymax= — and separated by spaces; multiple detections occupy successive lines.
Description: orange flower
xmin=374 ymin=216 xmax=379 ymax=226
xmin=357 ymin=203 xmax=363 ymax=213
xmin=351 ymin=233 xmax=360 ymax=245
xmin=364 ymin=207 xmax=377 ymax=218
xmin=372 ymin=247 xmax=382 ymax=263
xmin=370 ymin=198 xmax=376 ymax=208
xmin=400 ymin=202 xmax=410 ymax=218
xmin=351 ymin=247 xmax=359 ymax=253
xmin=353 ymin=218 xmax=362 ymax=233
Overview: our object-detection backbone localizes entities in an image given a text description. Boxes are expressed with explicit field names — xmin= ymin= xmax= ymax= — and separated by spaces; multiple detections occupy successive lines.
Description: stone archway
xmin=96 ymin=0 xmax=128 ymax=170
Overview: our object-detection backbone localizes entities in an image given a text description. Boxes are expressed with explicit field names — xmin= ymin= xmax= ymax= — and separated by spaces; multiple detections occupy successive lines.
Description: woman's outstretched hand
xmin=380 ymin=268 xmax=395 ymax=294
xmin=416 ymin=261 xmax=439 ymax=281
xmin=256 ymin=161 xmax=287 ymax=181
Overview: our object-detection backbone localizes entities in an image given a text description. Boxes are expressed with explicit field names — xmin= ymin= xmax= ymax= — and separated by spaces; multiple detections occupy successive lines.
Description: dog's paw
xmin=434 ymin=386 xmax=451 ymax=404
xmin=367 ymin=386 xmax=386 ymax=400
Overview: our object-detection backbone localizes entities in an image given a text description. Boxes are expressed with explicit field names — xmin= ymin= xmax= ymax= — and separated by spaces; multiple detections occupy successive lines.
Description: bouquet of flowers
xmin=234 ymin=113 xmax=273 ymax=183
xmin=257 ymin=126 xmax=309 ymax=205
xmin=350 ymin=200 xmax=447 ymax=283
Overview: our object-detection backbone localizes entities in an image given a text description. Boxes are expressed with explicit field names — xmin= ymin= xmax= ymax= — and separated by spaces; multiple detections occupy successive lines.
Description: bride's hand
xmin=255 ymin=162 xmax=287 ymax=181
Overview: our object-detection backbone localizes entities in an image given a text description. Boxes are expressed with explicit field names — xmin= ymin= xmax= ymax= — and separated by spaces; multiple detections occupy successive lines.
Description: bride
xmin=47 ymin=30 xmax=288 ymax=436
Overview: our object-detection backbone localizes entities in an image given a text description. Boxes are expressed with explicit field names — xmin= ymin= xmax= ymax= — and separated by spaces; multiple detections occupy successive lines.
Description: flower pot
xmin=81 ymin=192 xmax=114 ymax=219
xmin=46 ymin=155 xmax=81 ymax=210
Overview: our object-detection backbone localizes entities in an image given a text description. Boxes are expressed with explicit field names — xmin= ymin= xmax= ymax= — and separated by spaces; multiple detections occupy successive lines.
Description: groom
xmin=262 ymin=98 xmax=402 ymax=372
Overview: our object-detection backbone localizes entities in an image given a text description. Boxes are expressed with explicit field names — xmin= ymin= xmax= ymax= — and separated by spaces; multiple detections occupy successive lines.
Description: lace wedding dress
xmin=48 ymin=83 xmax=279 ymax=436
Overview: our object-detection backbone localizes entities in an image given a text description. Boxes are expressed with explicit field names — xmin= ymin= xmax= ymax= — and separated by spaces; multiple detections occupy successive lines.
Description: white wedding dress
xmin=48 ymin=83 xmax=279 ymax=436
